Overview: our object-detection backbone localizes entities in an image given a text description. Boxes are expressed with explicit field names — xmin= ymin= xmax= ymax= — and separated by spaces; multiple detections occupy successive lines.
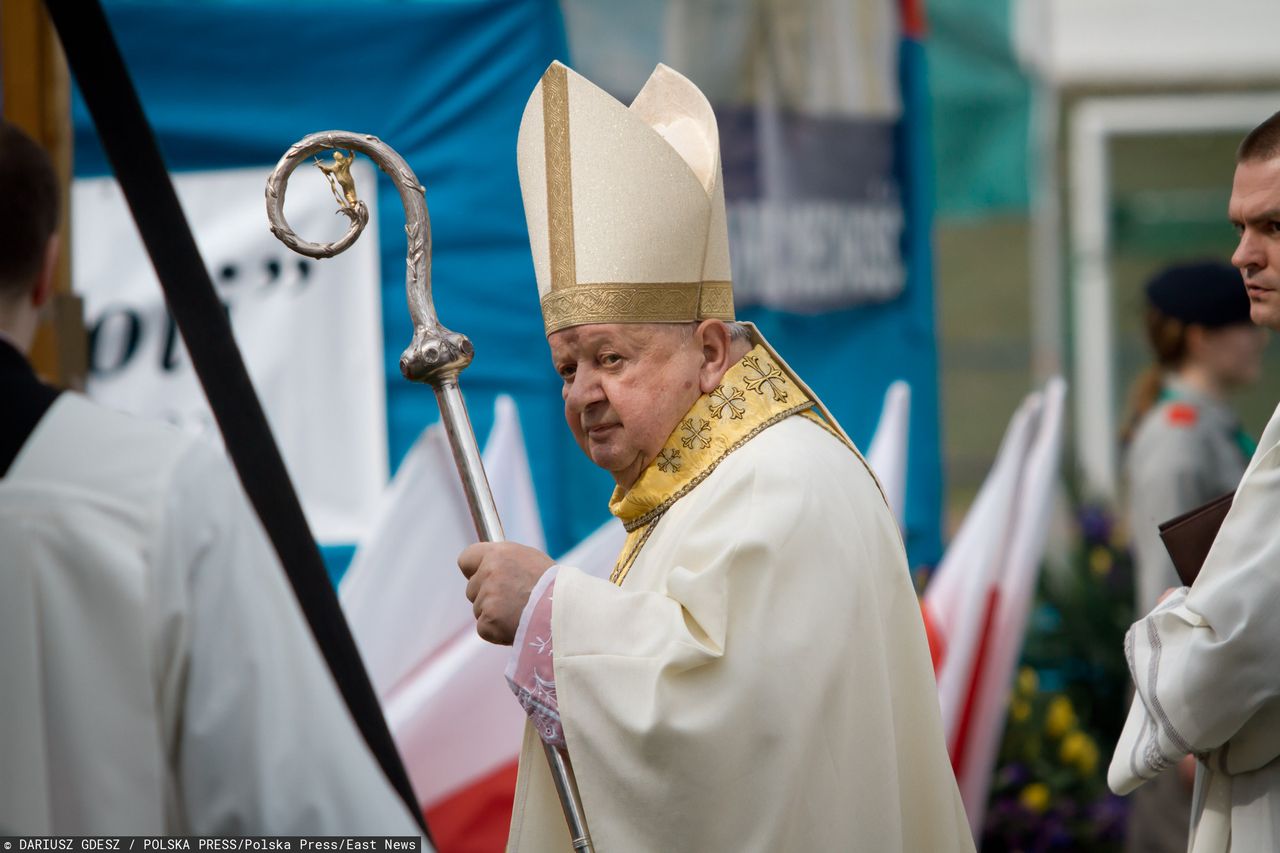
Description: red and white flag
xmin=921 ymin=379 xmax=1067 ymax=835
xmin=385 ymin=516 xmax=624 ymax=851
xmin=341 ymin=396 xmax=622 ymax=852
xmin=955 ymin=378 xmax=1066 ymax=834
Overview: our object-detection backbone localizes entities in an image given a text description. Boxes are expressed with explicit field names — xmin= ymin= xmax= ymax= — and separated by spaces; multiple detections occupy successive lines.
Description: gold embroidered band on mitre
xmin=541 ymin=281 xmax=735 ymax=334
xmin=606 ymin=344 xmax=816 ymax=585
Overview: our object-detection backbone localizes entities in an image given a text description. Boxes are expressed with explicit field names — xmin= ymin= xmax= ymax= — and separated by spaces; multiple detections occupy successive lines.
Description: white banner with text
xmin=72 ymin=162 xmax=387 ymax=544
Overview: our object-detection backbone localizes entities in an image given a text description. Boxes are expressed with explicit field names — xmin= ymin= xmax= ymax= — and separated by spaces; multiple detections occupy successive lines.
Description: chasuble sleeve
xmin=1111 ymin=436 xmax=1280 ymax=793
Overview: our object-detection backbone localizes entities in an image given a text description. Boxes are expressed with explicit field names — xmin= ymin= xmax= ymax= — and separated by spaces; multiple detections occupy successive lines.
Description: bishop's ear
xmin=695 ymin=318 xmax=734 ymax=394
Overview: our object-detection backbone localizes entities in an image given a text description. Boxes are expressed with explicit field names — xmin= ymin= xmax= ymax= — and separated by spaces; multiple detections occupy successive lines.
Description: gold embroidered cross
xmin=709 ymin=384 xmax=747 ymax=420
xmin=741 ymin=355 xmax=788 ymax=403
xmin=680 ymin=417 xmax=712 ymax=449
xmin=656 ymin=448 xmax=682 ymax=473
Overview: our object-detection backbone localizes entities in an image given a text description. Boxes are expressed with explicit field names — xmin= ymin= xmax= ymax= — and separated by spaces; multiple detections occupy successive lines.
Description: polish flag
xmin=955 ymin=379 xmax=1066 ymax=834
xmin=340 ymin=396 xmax=623 ymax=852
xmin=387 ymin=518 xmax=623 ymax=852
xmin=921 ymin=379 xmax=1067 ymax=835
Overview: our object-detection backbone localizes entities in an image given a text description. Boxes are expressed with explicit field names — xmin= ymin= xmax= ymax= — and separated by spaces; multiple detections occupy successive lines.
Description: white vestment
xmin=0 ymin=394 xmax=424 ymax=837
xmin=507 ymin=413 xmax=972 ymax=852
xmin=1110 ymin=401 xmax=1280 ymax=853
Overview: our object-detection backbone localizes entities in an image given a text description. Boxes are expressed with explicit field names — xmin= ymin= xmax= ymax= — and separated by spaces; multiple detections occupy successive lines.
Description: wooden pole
xmin=2 ymin=0 xmax=85 ymax=388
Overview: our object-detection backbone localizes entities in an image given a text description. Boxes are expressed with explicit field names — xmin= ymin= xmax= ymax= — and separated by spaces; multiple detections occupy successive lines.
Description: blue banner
xmin=76 ymin=0 xmax=942 ymax=570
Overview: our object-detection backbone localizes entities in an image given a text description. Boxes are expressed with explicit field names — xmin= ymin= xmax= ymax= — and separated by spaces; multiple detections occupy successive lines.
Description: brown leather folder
xmin=1157 ymin=490 xmax=1235 ymax=586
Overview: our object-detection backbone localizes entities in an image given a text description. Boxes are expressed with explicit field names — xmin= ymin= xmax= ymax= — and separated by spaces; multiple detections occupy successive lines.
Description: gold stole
xmin=606 ymin=344 xmax=851 ymax=586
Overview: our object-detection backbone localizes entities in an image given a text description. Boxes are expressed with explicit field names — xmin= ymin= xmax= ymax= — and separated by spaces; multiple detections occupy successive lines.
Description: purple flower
xmin=996 ymin=762 xmax=1032 ymax=788
xmin=1087 ymin=793 xmax=1129 ymax=841
xmin=1078 ymin=505 xmax=1113 ymax=545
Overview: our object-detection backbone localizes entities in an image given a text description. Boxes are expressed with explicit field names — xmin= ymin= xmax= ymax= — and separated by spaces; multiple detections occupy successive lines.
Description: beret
xmin=1145 ymin=261 xmax=1252 ymax=328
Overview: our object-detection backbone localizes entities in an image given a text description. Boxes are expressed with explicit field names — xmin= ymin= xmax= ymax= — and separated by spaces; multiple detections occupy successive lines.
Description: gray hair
xmin=725 ymin=321 xmax=752 ymax=343
xmin=669 ymin=320 xmax=752 ymax=342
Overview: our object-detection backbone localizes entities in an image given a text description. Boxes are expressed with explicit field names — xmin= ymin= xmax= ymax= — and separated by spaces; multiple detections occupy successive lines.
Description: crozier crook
xmin=264 ymin=129 xmax=473 ymax=385
xmin=265 ymin=131 xmax=595 ymax=853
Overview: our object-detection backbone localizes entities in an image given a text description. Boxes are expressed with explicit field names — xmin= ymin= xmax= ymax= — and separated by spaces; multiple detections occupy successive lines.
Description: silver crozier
xmin=266 ymin=131 xmax=594 ymax=853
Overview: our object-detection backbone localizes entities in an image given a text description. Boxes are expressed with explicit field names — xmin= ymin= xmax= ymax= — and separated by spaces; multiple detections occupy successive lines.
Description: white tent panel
xmin=1015 ymin=0 xmax=1280 ymax=87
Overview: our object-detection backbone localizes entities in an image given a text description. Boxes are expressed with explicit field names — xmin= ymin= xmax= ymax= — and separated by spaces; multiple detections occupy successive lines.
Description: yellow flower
xmin=1060 ymin=731 xmax=1086 ymax=763
xmin=1019 ymin=782 xmax=1051 ymax=814
xmin=1045 ymin=695 xmax=1076 ymax=739
xmin=1059 ymin=730 xmax=1099 ymax=775
xmin=1016 ymin=666 xmax=1039 ymax=697
xmin=1077 ymin=739 xmax=1099 ymax=776
xmin=1010 ymin=698 xmax=1032 ymax=723
xmin=1089 ymin=546 xmax=1114 ymax=577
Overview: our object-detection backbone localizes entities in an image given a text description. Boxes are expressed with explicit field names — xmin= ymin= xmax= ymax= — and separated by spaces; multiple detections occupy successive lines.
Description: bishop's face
xmin=1230 ymin=156 xmax=1280 ymax=331
xmin=550 ymin=323 xmax=705 ymax=491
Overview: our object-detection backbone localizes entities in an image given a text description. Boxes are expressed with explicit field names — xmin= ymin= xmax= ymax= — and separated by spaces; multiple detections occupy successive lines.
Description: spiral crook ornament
xmin=265 ymin=130 xmax=473 ymax=386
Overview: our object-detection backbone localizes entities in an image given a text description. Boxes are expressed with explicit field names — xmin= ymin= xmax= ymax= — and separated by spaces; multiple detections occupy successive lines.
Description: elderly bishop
xmin=459 ymin=61 xmax=973 ymax=852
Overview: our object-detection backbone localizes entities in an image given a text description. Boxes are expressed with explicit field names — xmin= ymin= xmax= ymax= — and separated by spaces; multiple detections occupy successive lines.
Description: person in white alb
xmin=457 ymin=62 xmax=973 ymax=852
xmin=0 ymin=119 xmax=426 ymax=840
xmin=1119 ymin=261 xmax=1265 ymax=853
xmin=1109 ymin=110 xmax=1280 ymax=853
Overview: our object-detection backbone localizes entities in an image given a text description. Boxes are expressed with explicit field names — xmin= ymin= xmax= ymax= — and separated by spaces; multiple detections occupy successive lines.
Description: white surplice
xmin=0 ymin=394 xmax=424 ymax=837
xmin=1110 ymin=401 xmax=1280 ymax=852
xmin=507 ymin=414 xmax=972 ymax=852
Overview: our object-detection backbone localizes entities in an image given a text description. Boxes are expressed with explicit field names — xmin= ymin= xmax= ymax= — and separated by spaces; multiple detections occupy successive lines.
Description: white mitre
xmin=516 ymin=60 xmax=735 ymax=336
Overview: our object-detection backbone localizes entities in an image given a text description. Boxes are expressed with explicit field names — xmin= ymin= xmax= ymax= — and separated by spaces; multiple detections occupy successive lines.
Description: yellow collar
xmin=608 ymin=345 xmax=816 ymax=532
